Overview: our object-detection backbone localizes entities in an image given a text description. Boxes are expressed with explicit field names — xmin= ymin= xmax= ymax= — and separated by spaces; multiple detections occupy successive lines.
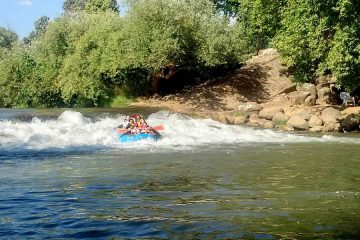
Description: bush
xmin=0 ymin=0 xmax=249 ymax=107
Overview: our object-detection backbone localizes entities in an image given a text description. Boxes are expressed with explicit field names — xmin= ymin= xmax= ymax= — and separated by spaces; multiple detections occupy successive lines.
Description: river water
xmin=1 ymin=108 xmax=360 ymax=239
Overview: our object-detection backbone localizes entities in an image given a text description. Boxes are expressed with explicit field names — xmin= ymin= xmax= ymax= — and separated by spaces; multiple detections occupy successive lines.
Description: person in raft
xmin=118 ymin=114 xmax=159 ymax=135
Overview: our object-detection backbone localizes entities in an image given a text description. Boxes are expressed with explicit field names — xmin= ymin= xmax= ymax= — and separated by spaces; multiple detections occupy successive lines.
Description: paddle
xmin=116 ymin=125 xmax=164 ymax=133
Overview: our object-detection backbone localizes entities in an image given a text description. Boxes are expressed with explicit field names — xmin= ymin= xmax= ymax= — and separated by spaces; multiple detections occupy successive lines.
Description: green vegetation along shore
xmin=0 ymin=0 xmax=359 ymax=108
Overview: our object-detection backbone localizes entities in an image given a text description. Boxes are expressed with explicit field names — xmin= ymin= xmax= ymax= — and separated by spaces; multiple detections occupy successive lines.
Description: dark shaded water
xmin=1 ymin=109 xmax=360 ymax=239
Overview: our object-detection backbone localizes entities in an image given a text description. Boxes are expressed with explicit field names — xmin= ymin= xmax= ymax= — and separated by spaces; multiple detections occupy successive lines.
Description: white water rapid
xmin=0 ymin=110 xmax=359 ymax=152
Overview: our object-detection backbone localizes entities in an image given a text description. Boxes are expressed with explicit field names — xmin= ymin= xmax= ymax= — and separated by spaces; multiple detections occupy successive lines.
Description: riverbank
xmin=131 ymin=49 xmax=360 ymax=133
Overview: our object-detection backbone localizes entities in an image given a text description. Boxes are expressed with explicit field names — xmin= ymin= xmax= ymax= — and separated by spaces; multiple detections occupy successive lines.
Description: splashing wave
xmin=0 ymin=110 xmax=359 ymax=152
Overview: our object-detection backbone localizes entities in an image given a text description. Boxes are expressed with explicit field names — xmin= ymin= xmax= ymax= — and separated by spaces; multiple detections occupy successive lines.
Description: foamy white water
xmin=0 ymin=110 xmax=359 ymax=151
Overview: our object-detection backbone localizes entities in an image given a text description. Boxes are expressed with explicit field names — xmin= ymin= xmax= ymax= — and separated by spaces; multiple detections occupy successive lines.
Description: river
xmin=1 ymin=108 xmax=360 ymax=239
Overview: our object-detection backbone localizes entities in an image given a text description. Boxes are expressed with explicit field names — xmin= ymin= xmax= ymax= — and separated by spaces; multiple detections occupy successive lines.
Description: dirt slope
xmin=131 ymin=48 xmax=294 ymax=113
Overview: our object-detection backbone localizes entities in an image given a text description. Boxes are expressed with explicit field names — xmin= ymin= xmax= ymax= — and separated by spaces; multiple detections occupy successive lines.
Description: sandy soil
xmin=131 ymin=49 xmax=294 ymax=115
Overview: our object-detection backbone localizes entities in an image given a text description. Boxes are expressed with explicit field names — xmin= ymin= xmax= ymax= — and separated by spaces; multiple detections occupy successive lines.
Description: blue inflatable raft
xmin=118 ymin=132 xmax=161 ymax=143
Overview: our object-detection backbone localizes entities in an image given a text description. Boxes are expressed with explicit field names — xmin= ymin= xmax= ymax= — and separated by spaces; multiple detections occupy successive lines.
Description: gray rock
xmin=321 ymin=107 xmax=341 ymax=124
xmin=309 ymin=126 xmax=324 ymax=132
xmin=258 ymin=106 xmax=284 ymax=120
xmin=296 ymin=110 xmax=312 ymax=120
xmin=277 ymin=125 xmax=295 ymax=131
xmin=288 ymin=91 xmax=311 ymax=105
xmin=214 ymin=114 xmax=230 ymax=124
xmin=248 ymin=114 xmax=261 ymax=125
xmin=315 ymin=76 xmax=336 ymax=90
xmin=317 ymin=87 xmax=339 ymax=104
xmin=260 ymin=120 xmax=275 ymax=129
xmin=309 ymin=115 xmax=323 ymax=127
xmin=237 ymin=102 xmax=263 ymax=113
xmin=248 ymin=114 xmax=274 ymax=128
xmin=233 ymin=115 xmax=248 ymax=125
xmin=317 ymin=87 xmax=331 ymax=103
xmin=297 ymin=83 xmax=317 ymax=98
xmin=287 ymin=115 xmax=309 ymax=130
xmin=323 ymin=122 xmax=341 ymax=132
xmin=340 ymin=113 xmax=360 ymax=132
xmin=272 ymin=112 xmax=290 ymax=126
xmin=246 ymin=122 xmax=260 ymax=128
xmin=304 ymin=95 xmax=316 ymax=106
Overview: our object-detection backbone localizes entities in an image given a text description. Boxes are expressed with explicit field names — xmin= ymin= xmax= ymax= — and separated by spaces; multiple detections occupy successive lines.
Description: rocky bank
xmin=132 ymin=49 xmax=360 ymax=133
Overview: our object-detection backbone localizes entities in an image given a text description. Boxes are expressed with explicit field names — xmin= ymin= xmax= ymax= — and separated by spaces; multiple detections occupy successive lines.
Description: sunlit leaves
xmin=0 ymin=27 xmax=18 ymax=49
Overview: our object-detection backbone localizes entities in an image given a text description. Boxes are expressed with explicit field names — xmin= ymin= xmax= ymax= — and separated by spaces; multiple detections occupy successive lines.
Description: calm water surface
xmin=0 ymin=109 xmax=360 ymax=239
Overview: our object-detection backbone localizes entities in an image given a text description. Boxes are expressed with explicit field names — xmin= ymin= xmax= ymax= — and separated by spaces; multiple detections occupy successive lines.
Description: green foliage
xmin=325 ymin=0 xmax=360 ymax=91
xmin=63 ymin=0 xmax=118 ymax=13
xmin=0 ymin=45 xmax=63 ymax=108
xmin=34 ymin=16 xmax=50 ymax=36
xmin=63 ymin=0 xmax=86 ymax=13
xmin=55 ymin=12 xmax=122 ymax=106
xmin=274 ymin=0 xmax=335 ymax=82
xmin=0 ymin=0 xmax=249 ymax=108
xmin=85 ymin=0 xmax=118 ymax=13
xmin=124 ymin=0 xmax=245 ymax=67
xmin=0 ymin=27 xmax=18 ymax=48
xmin=273 ymin=0 xmax=360 ymax=90
xmin=237 ymin=0 xmax=286 ymax=53
xmin=1 ymin=0 xmax=248 ymax=108
xmin=2 ymin=0 xmax=360 ymax=108
xmin=24 ymin=16 xmax=50 ymax=44
xmin=109 ymin=94 xmax=133 ymax=107
xmin=55 ymin=0 xmax=246 ymax=106
xmin=211 ymin=0 xmax=239 ymax=16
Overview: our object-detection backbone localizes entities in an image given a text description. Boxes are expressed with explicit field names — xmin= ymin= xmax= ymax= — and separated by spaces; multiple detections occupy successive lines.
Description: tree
xmin=85 ymin=0 xmax=118 ymax=13
xmin=211 ymin=0 xmax=239 ymax=16
xmin=273 ymin=0 xmax=360 ymax=91
xmin=63 ymin=0 xmax=86 ymax=13
xmin=237 ymin=0 xmax=286 ymax=53
xmin=1 ymin=0 xmax=248 ymax=107
xmin=0 ymin=27 xmax=18 ymax=48
xmin=326 ymin=0 xmax=360 ymax=91
xmin=63 ymin=0 xmax=118 ymax=13
xmin=24 ymin=16 xmax=50 ymax=44
xmin=34 ymin=16 xmax=50 ymax=36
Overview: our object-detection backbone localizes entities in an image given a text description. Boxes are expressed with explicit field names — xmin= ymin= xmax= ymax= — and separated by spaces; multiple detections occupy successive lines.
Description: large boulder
xmin=304 ymin=95 xmax=316 ymax=106
xmin=237 ymin=102 xmax=263 ymax=113
xmin=270 ymin=94 xmax=292 ymax=108
xmin=260 ymin=119 xmax=275 ymax=129
xmin=321 ymin=107 xmax=341 ymax=124
xmin=340 ymin=113 xmax=360 ymax=132
xmin=317 ymin=87 xmax=331 ymax=103
xmin=297 ymin=83 xmax=317 ymax=98
xmin=213 ymin=113 xmax=230 ymax=124
xmin=309 ymin=115 xmax=323 ymax=127
xmin=309 ymin=126 xmax=324 ymax=132
xmin=248 ymin=114 xmax=274 ymax=128
xmin=315 ymin=76 xmax=336 ymax=90
xmin=287 ymin=115 xmax=309 ymax=130
xmin=288 ymin=91 xmax=311 ymax=105
xmin=248 ymin=114 xmax=261 ymax=127
xmin=259 ymin=106 xmax=284 ymax=120
xmin=317 ymin=86 xmax=339 ymax=104
xmin=323 ymin=122 xmax=341 ymax=132
xmin=296 ymin=110 xmax=312 ymax=120
xmin=233 ymin=115 xmax=248 ymax=125
xmin=272 ymin=112 xmax=290 ymax=126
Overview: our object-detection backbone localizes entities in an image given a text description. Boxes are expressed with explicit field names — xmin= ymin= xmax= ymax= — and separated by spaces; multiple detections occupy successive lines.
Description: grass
xmin=109 ymin=95 xmax=133 ymax=108
xmin=273 ymin=119 xmax=288 ymax=126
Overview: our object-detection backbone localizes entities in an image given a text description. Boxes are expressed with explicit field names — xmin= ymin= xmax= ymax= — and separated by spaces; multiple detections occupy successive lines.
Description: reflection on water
xmin=1 ymin=143 xmax=360 ymax=239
